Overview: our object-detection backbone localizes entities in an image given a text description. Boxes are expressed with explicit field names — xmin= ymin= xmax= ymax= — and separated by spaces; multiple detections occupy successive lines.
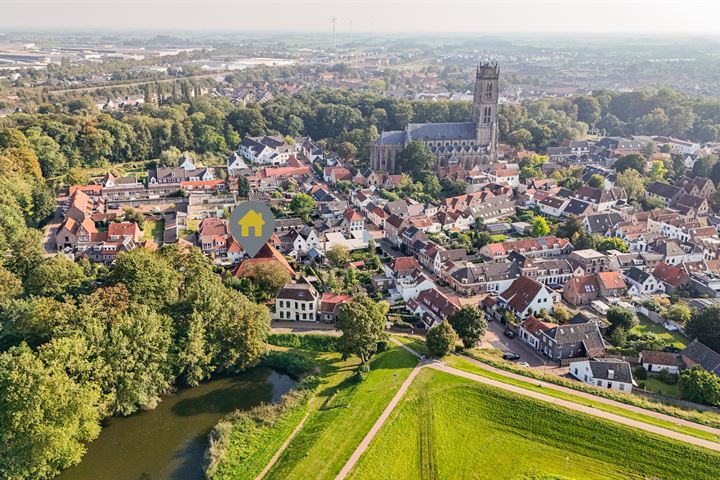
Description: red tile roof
xmin=652 ymin=263 xmax=689 ymax=287
xmin=597 ymin=271 xmax=627 ymax=290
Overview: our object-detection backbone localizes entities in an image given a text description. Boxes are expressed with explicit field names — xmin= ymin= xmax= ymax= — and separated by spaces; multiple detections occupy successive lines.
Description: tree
xmin=289 ymin=193 xmax=315 ymax=221
xmin=326 ymin=245 xmax=350 ymax=268
xmin=648 ymin=160 xmax=668 ymax=180
xmin=679 ymin=366 xmax=720 ymax=406
xmin=613 ymin=154 xmax=645 ymax=174
xmin=574 ymin=96 xmax=601 ymax=125
xmin=243 ymin=262 xmax=291 ymax=301
xmin=24 ymin=255 xmax=87 ymax=298
xmin=237 ymin=176 xmax=250 ymax=198
xmin=606 ymin=306 xmax=638 ymax=331
xmin=692 ymin=155 xmax=718 ymax=179
xmin=336 ymin=141 xmax=358 ymax=161
xmin=426 ymin=321 xmax=458 ymax=357
xmin=396 ymin=140 xmax=436 ymax=179
xmin=531 ymin=216 xmax=550 ymax=237
xmin=507 ymin=128 xmax=533 ymax=148
xmin=335 ymin=295 xmax=388 ymax=363
xmin=642 ymin=195 xmax=666 ymax=211
xmin=610 ymin=327 xmax=627 ymax=347
xmin=685 ymin=306 xmax=720 ymax=352
xmin=587 ymin=173 xmax=605 ymax=188
xmin=0 ymin=343 xmax=101 ymax=480
xmin=665 ymin=303 xmax=691 ymax=325
xmin=0 ymin=264 xmax=22 ymax=305
xmin=210 ymin=288 xmax=271 ymax=373
xmin=65 ymin=166 xmax=90 ymax=186
xmin=596 ymin=236 xmax=628 ymax=253
xmin=519 ymin=154 xmax=547 ymax=181
xmin=616 ymin=169 xmax=646 ymax=202
xmin=110 ymin=248 xmax=179 ymax=310
xmin=448 ymin=305 xmax=487 ymax=348
xmin=552 ymin=304 xmax=573 ymax=323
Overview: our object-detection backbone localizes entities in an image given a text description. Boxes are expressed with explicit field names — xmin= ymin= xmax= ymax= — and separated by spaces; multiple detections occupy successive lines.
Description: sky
xmin=1 ymin=0 xmax=720 ymax=35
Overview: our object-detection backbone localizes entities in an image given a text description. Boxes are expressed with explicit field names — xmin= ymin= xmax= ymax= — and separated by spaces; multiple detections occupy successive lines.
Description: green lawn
xmin=349 ymin=368 xmax=720 ymax=480
xmin=264 ymin=344 xmax=419 ymax=480
xmin=631 ymin=315 xmax=688 ymax=349
xmin=142 ymin=219 xmax=165 ymax=243
xmin=209 ymin=348 xmax=353 ymax=480
xmin=642 ymin=375 xmax=682 ymax=398
xmin=445 ymin=356 xmax=720 ymax=443
xmin=391 ymin=334 xmax=430 ymax=356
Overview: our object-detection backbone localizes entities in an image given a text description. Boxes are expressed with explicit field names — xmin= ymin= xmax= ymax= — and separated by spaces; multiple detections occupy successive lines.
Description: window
xmin=619 ymin=384 xmax=624 ymax=391
xmin=482 ymin=106 xmax=492 ymax=125
xmin=596 ymin=380 xmax=602 ymax=386
xmin=485 ymin=82 xmax=493 ymax=100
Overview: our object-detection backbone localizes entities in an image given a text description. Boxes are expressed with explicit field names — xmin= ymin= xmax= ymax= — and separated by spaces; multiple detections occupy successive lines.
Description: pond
xmin=57 ymin=367 xmax=296 ymax=480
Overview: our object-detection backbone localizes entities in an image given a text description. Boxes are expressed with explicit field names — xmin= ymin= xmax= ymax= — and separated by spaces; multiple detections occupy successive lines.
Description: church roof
xmin=406 ymin=122 xmax=477 ymax=141
xmin=375 ymin=130 xmax=405 ymax=145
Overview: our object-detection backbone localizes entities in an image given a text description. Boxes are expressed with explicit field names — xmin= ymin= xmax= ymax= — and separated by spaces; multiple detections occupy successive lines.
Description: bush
xmin=376 ymin=340 xmax=388 ymax=353
xmin=634 ymin=366 xmax=648 ymax=380
xmin=657 ymin=368 xmax=678 ymax=385
xmin=353 ymin=363 xmax=370 ymax=383
xmin=267 ymin=333 xmax=338 ymax=352
xmin=259 ymin=351 xmax=314 ymax=378
xmin=393 ymin=320 xmax=414 ymax=329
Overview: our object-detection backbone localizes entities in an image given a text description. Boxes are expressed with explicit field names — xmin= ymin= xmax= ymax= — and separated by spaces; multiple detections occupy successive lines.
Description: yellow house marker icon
xmin=238 ymin=210 xmax=265 ymax=237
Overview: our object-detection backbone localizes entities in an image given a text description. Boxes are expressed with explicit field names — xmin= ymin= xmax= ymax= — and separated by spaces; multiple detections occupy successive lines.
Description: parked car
xmin=518 ymin=361 xmax=530 ymax=368
xmin=502 ymin=352 xmax=521 ymax=360
xmin=503 ymin=329 xmax=517 ymax=338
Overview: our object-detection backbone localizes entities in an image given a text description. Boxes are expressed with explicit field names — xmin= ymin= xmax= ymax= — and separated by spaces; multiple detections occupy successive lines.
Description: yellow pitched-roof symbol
xmin=238 ymin=210 xmax=265 ymax=237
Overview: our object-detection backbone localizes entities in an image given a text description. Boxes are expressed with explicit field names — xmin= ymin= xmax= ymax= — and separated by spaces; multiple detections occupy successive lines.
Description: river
xmin=57 ymin=367 xmax=296 ymax=480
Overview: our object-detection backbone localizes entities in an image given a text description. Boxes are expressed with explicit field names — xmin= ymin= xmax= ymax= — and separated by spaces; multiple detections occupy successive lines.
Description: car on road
xmin=502 ymin=352 xmax=521 ymax=360
xmin=503 ymin=329 xmax=517 ymax=338
xmin=518 ymin=361 xmax=530 ymax=367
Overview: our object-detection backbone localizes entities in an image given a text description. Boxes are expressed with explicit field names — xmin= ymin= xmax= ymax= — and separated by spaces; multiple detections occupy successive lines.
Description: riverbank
xmin=204 ymin=340 xmax=419 ymax=480
xmin=56 ymin=368 xmax=295 ymax=480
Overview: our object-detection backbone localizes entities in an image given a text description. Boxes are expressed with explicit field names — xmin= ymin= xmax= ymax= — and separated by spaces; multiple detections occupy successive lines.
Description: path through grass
xmin=445 ymin=355 xmax=720 ymax=443
xmin=349 ymin=368 xmax=720 ymax=480
xmin=264 ymin=344 xmax=418 ymax=480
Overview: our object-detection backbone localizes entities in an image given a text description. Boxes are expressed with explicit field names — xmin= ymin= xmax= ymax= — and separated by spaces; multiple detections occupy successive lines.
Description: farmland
xmin=348 ymin=368 xmax=720 ymax=480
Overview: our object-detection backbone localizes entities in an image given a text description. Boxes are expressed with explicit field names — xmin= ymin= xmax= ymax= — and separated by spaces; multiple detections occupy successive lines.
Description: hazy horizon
xmin=1 ymin=0 xmax=720 ymax=36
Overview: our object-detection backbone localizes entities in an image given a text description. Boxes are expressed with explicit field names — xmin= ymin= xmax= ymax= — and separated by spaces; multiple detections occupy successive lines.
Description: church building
xmin=370 ymin=62 xmax=500 ymax=175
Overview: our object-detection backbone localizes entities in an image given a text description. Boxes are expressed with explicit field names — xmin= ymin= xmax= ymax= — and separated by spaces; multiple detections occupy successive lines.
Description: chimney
xmin=608 ymin=369 xmax=615 ymax=380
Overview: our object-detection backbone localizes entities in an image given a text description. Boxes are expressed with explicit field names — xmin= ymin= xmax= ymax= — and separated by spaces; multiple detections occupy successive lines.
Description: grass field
xmin=642 ymin=375 xmax=682 ymax=398
xmin=631 ymin=315 xmax=688 ymax=349
xmin=349 ymin=368 xmax=720 ymax=480
xmin=265 ymin=345 xmax=418 ymax=480
xmin=142 ymin=219 xmax=165 ymax=243
xmin=464 ymin=348 xmax=720 ymax=429
xmin=445 ymin=356 xmax=720 ymax=443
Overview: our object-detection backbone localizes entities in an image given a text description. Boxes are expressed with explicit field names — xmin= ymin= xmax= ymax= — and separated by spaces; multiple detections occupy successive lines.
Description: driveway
xmin=42 ymin=196 xmax=65 ymax=256
xmin=482 ymin=320 xmax=551 ymax=368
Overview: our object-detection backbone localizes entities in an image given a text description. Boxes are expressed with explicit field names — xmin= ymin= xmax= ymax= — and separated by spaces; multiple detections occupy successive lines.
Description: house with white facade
xmin=496 ymin=275 xmax=558 ymax=319
xmin=569 ymin=359 xmax=634 ymax=393
xmin=274 ymin=283 xmax=319 ymax=321
xmin=624 ymin=266 xmax=665 ymax=296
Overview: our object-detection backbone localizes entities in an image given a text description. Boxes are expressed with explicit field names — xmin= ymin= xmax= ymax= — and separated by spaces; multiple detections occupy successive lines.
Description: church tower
xmin=472 ymin=62 xmax=499 ymax=148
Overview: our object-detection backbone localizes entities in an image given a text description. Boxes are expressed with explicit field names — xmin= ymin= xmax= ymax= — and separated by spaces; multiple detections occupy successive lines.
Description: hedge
xmin=267 ymin=333 xmax=338 ymax=352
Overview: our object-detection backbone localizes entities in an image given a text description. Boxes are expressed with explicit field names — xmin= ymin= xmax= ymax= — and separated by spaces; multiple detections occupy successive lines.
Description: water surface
xmin=57 ymin=368 xmax=295 ymax=480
